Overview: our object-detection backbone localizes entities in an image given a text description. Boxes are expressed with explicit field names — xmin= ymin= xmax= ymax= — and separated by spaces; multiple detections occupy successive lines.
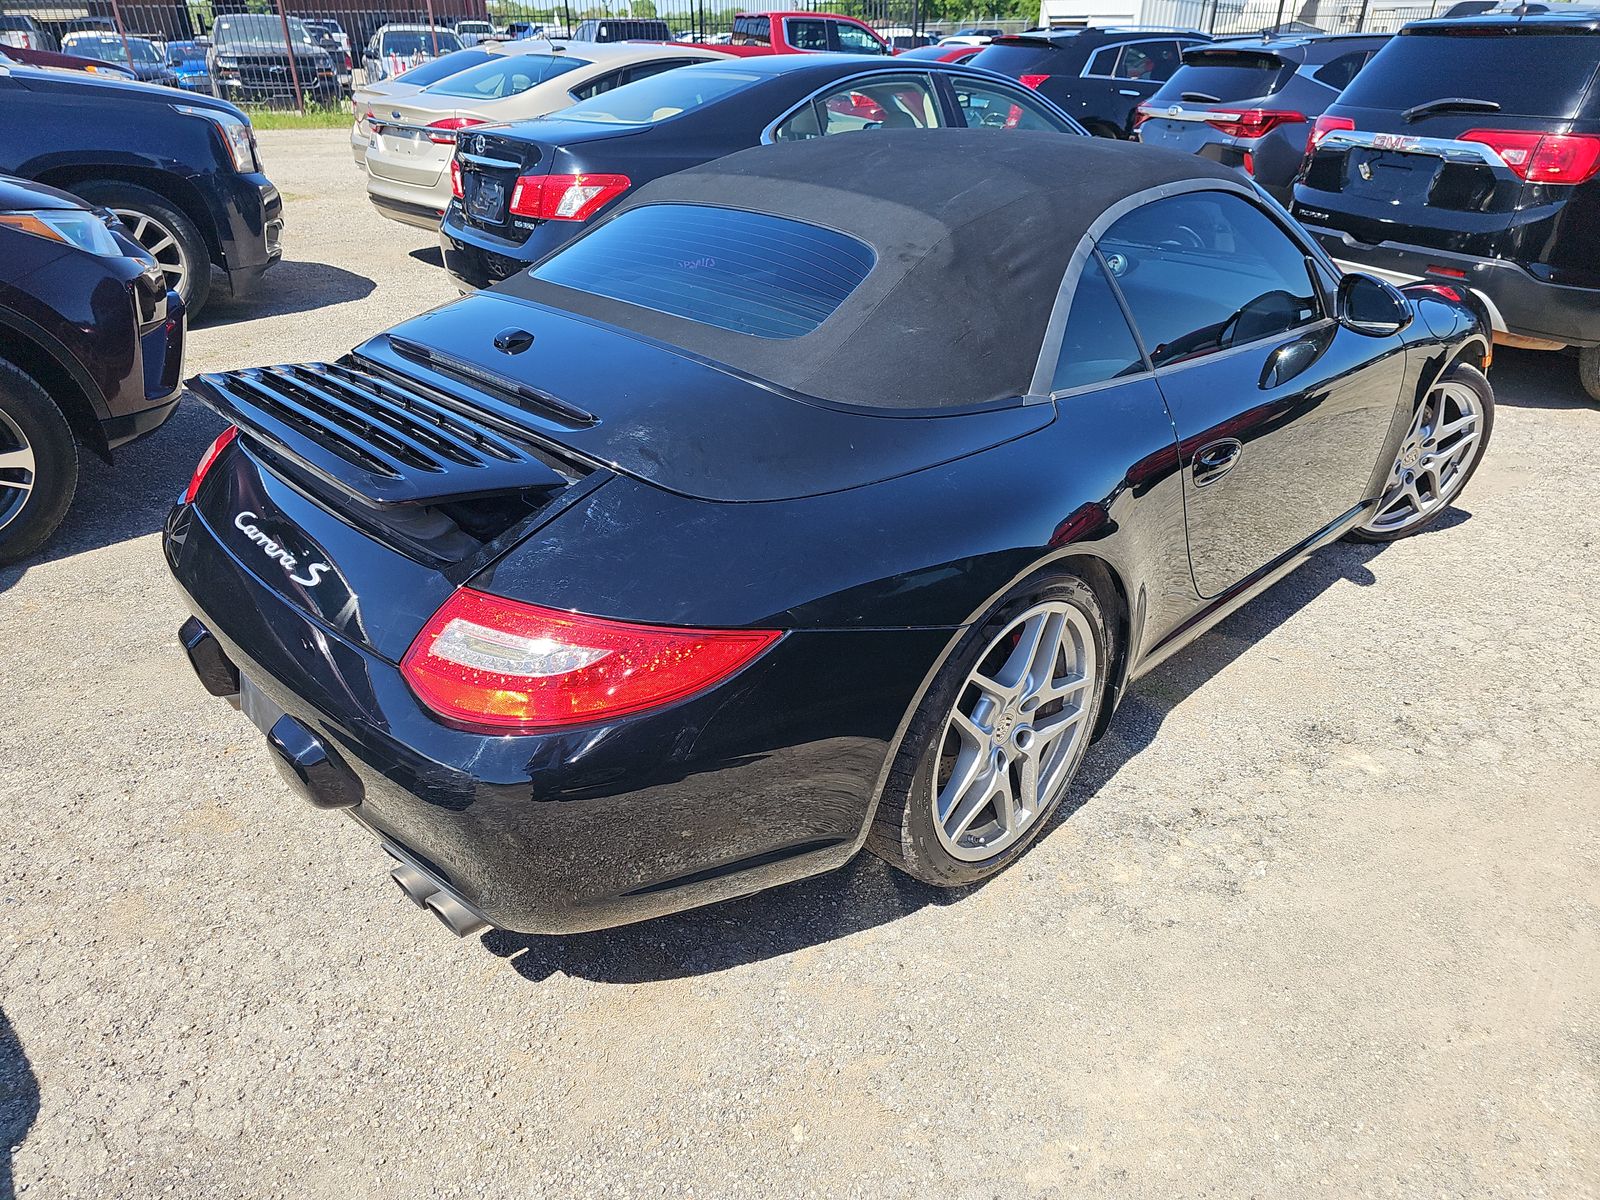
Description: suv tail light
xmin=1460 ymin=129 xmax=1600 ymax=184
xmin=508 ymin=173 xmax=631 ymax=221
xmin=427 ymin=116 xmax=487 ymax=144
xmin=1306 ymin=114 xmax=1355 ymax=155
xmin=1018 ymin=73 xmax=1050 ymax=90
xmin=1133 ymin=103 xmax=1156 ymax=129
xmin=401 ymin=588 xmax=782 ymax=733
xmin=1204 ymin=108 xmax=1305 ymax=139
xmin=184 ymin=425 xmax=238 ymax=504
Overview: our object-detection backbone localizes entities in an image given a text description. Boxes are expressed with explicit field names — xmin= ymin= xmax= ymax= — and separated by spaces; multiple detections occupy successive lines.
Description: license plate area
xmin=1346 ymin=149 xmax=1441 ymax=201
xmin=466 ymin=176 xmax=506 ymax=224
xmin=239 ymin=672 xmax=285 ymax=735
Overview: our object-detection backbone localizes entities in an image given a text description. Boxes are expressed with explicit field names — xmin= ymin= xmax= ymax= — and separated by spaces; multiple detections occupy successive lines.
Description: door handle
xmin=1117 ymin=88 xmax=1142 ymax=96
xmin=1191 ymin=438 xmax=1242 ymax=487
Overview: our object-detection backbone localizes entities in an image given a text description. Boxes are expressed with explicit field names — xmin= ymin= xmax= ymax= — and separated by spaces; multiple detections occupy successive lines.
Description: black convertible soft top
xmin=501 ymin=129 xmax=1240 ymax=410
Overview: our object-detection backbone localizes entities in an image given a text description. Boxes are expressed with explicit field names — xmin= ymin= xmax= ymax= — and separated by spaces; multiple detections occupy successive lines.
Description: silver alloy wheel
xmin=0 ymin=406 xmax=36 ymax=533
xmin=110 ymin=207 xmax=189 ymax=297
xmin=1360 ymin=379 xmax=1484 ymax=535
xmin=932 ymin=600 xmax=1098 ymax=862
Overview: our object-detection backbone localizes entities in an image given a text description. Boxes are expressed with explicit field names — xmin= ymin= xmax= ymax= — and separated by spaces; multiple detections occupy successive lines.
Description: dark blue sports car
xmin=167 ymin=132 xmax=1492 ymax=937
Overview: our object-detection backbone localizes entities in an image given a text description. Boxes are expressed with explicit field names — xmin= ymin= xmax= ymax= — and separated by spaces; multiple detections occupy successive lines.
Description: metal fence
xmin=1143 ymin=0 xmax=1458 ymax=35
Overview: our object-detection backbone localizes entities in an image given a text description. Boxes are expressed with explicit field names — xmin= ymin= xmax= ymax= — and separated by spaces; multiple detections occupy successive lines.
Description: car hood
xmin=9 ymin=62 xmax=247 ymax=115
xmin=0 ymin=173 xmax=89 ymax=213
xmin=350 ymin=292 xmax=1054 ymax=503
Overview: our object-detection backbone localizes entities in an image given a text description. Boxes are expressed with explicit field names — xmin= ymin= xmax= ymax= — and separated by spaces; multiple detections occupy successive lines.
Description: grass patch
xmin=248 ymin=106 xmax=352 ymax=131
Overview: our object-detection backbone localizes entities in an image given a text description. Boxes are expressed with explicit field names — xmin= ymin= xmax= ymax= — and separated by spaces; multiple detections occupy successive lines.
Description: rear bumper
xmin=369 ymin=192 xmax=445 ymax=231
xmin=163 ymin=494 xmax=944 ymax=934
xmin=1303 ymin=224 xmax=1600 ymax=348
xmin=439 ymin=204 xmax=574 ymax=290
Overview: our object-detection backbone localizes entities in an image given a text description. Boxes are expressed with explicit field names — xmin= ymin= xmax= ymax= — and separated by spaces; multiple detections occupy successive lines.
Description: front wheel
xmin=74 ymin=181 xmax=213 ymax=317
xmin=868 ymin=576 xmax=1110 ymax=888
xmin=1348 ymin=363 xmax=1494 ymax=543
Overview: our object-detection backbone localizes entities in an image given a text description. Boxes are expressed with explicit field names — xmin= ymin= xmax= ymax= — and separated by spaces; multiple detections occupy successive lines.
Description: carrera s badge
xmin=234 ymin=511 xmax=330 ymax=588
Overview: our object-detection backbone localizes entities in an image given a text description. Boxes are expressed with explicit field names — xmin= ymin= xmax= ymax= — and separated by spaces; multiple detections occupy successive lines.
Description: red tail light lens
xmin=450 ymin=156 xmax=463 ymax=199
xmin=1461 ymin=129 xmax=1600 ymax=184
xmin=184 ymin=425 xmax=238 ymax=504
xmin=1133 ymin=104 xmax=1156 ymax=129
xmin=1018 ymin=73 xmax=1050 ymax=90
xmin=401 ymin=588 xmax=782 ymax=733
xmin=427 ymin=116 xmax=487 ymax=144
xmin=508 ymin=173 xmax=631 ymax=221
xmin=1203 ymin=108 xmax=1305 ymax=140
xmin=1306 ymin=114 xmax=1355 ymax=155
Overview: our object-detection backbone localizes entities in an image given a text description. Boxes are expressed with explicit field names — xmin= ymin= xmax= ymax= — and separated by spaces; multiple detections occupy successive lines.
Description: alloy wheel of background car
xmin=74 ymin=182 xmax=213 ymax=317
xmin=1351 ymin=364 xmax=1494 ymax=542
xmin=110 ymin=207 xmax=189 ymax=297
xmin=0 ymin=358 xmax=77 ymax=566
xmin=870 ymin=576 xmax=1110 ymax=887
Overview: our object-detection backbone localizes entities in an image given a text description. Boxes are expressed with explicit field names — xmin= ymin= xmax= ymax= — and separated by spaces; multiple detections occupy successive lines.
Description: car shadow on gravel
xmin=482 ymin=513 xmax=1470 ymax=985
xmin=0 ymin=1009 xmax=39 ymax=1200
xmin=1489 ymin=347 xmax=1594 ymax=410
xmin=195 ymin=259 xmax=376 ymax=327
xmin=0 ymin=395 xmax=227 ymax=592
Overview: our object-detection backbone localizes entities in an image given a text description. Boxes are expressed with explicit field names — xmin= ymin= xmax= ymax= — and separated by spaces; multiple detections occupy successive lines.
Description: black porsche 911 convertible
xmin=166 ymin=131 xmax=1492 ymax=937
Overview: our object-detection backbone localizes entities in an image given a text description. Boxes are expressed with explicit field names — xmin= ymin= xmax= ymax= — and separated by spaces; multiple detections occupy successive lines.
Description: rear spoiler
xmin=187 ymin=359 xmax=574 ymax=508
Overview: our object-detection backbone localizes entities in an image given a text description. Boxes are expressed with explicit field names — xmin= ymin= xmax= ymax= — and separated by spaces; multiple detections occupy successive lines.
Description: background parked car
xmin=0 ymin=14 xmax=56 ymax=51
xmin=0 ymin=62 xmax=282 ymax=316
xmin=1134 ymin=33 xmax=1388 ymax=203
xmin=60 ymin=32 xmax=180 ymax=87
xmin=1292 ymin=9 xmax=1600 ymax=400
xmin=502 ymin=21 xmax=544 ymax=40
xmin=209 ymin=13 xmax=341 ymax=106
xmin=900 ymin=43 xmax=984 ymax=63
xmin=442 ymin=54 xmax=1088 ymax=289
xmin=569 ymin=18 xmax=672 ymax=42
xmin=362 ymin=24 xmax=464 ymax=84
xmin=0 ymin=174 xmax=185 ymax=564
xmin=0 ymin=41 xmax=136 ymax=78
xmin=301 ymin=20 xmax=353 ymax=92
xmin=366 ymin=41 xmax=728 ymax=230
xmin=970 ymin=26 xmax=1211 ymax=138
xmin=455 ymin=19 xmax=496 ymax=46
xmin=720 ymin=11 xmax=893 ymax=56
xmin=164 ymin=39 xmax=213 ymax=93
xmin=350 ymin=45 xmax=500 ymax=167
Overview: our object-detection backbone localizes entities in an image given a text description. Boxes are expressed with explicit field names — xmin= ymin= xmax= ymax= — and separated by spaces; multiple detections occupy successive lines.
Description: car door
xmin=1097 ymin=188 xmax=1407 ymax=597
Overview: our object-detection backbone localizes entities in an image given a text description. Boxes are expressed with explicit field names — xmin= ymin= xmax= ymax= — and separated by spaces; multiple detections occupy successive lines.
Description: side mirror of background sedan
xmin=1338 ymin=272 xmax=1413 ymax=337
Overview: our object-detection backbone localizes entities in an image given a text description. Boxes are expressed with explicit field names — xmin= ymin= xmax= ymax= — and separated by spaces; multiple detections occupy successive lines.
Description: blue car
xmin=165 ymin=40 xmax=213 ymax=93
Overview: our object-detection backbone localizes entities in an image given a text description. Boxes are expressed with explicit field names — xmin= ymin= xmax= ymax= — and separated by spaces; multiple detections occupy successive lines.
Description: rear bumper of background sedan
xmin=439 ymin=205 xmax=575 ymax=290
xmin=163 ymin=497 xmax=953 ymax=935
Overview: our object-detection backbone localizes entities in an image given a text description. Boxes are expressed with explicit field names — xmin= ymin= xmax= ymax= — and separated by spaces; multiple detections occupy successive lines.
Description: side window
xmin=1099 ymin=191 xmax=1321 ymax=369
xmin=772 ymin=100 xmax=824 ymax=141
xmin=950 ymin=77 xmax=1073 ymax=132
xmin=1052 ymin=254 xmax=1146 ymax=392
xmin=1083 ymin=44 xmax=1118 ymax=77
xmin=569 ymin=68 xmax=628 ymax=100
xmin=624 ymin=60 xmax=693 ymax=86
xmin=786 ymin=18 xmax=829 ymax=52
xmin=1113 ymin=42 xmax=1178 ymax=82
xmin=834 ymin=22 xmax=888 ymax=54
xmin=804 ymin=76 xmax=944 ymax=135
xmin=1145 ymin=41 xmax=1184 ymax=82
xmin=731 ymin=16 xmax=770 ymax=46
xmin=1311 ymin=51 xmax=1370 ymax=91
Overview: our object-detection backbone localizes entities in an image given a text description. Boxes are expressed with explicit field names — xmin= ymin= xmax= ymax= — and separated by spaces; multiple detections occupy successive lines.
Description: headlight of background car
xmin=172 ymin=103 xmax=258 ymax=173
xmin=0 ymin=210 xmax=125 ymax=257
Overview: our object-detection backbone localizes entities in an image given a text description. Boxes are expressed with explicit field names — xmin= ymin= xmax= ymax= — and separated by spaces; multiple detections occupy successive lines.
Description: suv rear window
xmin=531 ymin=204 xmax=876 ymax=339
xmin=1157 ymin=49 xmax=1292 ymax=100
xmin=1338 ymin=28 xmax=1600 ymax=119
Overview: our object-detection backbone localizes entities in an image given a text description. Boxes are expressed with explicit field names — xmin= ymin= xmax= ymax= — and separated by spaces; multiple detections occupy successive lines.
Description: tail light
xmin=184 ymin=425 xmax=238 ymax=504
xmin=1306 ymin=114 xmax=1355 ymax=155
xmin=508 ymin=173 xmax=631 ymax=221
xmin=1203 ymin=108 xmax=1305 ymax=140
xmin=1133 ymin=104 xmax=1156 ymax=129
xmin=401 ymin=588 xmax=782 ymax=733
xmin=1460 ymin=129 xmax=1600 ymax=184
xmin=1242 ymin=150 xmax=1255 ymax=176
xmin=1426 ymin=265 xmax=1467 ymax=280
xmin=427 ymin=116 xmax=487 ymax=144
xmin=1018 ymin=73 xmax=1050 ymax=90
xmin=450 ymin=156 xmax=463 ymax=199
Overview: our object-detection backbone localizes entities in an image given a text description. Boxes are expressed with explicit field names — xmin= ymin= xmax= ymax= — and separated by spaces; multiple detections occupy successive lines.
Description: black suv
xmin=968 ymin=27 xmax=1211 ymax=138
xmin=0 ymin=59 xmax=283 ymax=317
xmin=1292 ymin=11 xmax=1600 ymax=399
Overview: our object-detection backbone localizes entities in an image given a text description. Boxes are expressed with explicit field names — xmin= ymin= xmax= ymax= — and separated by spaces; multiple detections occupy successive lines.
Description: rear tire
xmin=1580 ymin=345 xmax=1600 ymax=404
xmin=0 ymin=359 xmax=78 ymax=567
xmin=74 ymin=181 xmax=213 ymax=318
xmin=868 ymin=574 xmax=1110 ymax=888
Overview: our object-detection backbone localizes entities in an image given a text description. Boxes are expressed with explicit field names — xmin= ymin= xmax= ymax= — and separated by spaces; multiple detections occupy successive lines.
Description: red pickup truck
xmin=712 ymin=11 xmax=894 ymax=56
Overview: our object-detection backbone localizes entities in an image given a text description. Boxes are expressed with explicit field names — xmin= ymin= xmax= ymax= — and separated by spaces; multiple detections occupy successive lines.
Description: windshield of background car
xmin=1157 ymin=49 xmax=1293 ymax=100
xmin=428 ymin=52 xmax=589 ymax=98
xmin=214 ymin=15 xmax=318 ymax=51
xmin=384 ymin=30 xmax=464 ymax=56
xmin=555 ymin=67 xmax=761 ymax=124
xmin=66 ymin=34 xmax=161 ymax=63
xmin=394 ymin=47 xmax=494 ymax=84
xmin=531 ymin=203 xmax=877 ymax=338
xmin=1337 ymin=28 xmax=1600 ymax=119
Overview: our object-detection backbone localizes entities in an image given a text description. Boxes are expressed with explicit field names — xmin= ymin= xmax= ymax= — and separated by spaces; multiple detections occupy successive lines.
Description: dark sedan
xmin=59 ymin=32 xmax=181 ymax=87
xmin=168 ymin=132 xmax=1491 ymax=938
xmin=441 ymin=53 xmax=1088 ymax=290
xmin=0 ymin=175 xmax=185 ymax=562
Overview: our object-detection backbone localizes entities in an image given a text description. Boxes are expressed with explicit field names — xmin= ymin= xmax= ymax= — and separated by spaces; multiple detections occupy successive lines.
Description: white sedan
xmin=362 ymin=40 xmax=727 ymax=230
xmin=351 ymin=45 xmax=503 ymax=167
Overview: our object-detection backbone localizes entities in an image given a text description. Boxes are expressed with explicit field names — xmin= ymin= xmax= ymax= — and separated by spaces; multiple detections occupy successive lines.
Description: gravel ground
xmin=2 ymin=130 xmax=1597 ymax=1199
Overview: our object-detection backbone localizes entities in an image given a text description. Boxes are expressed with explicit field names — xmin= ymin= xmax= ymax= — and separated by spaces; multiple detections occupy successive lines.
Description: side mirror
xmin=1337 ymin=272 xmax=1412 ymax=337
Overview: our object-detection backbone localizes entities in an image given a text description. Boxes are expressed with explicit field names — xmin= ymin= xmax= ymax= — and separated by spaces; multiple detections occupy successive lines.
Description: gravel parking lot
xmin=2 ymin=129 xmax=1597 ymax=1199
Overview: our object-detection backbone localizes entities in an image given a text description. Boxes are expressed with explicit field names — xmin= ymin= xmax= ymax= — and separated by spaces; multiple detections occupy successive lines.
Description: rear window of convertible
xmin=530 ymin=204 xmax=877 ymax=339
